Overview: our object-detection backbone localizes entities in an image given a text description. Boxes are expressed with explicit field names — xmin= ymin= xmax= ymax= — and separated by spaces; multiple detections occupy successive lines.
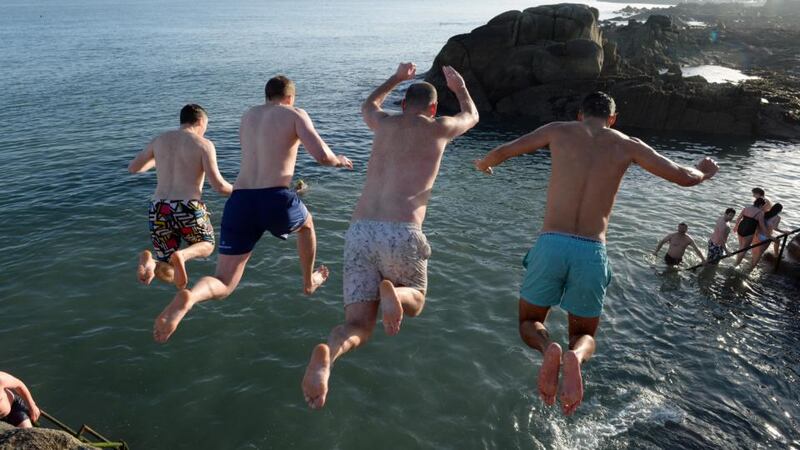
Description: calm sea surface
xmin=1 ymin=1 xmax=799 ymax=449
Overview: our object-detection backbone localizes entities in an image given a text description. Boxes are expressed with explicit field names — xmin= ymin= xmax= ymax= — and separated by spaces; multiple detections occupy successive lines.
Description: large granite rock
xmin=424 ymin=2 xmax=800 ymax=139
xmin=0 ymin=422 xmax=94 ymax=450
xmin=426 ymin=4 xmax=607 ymax=112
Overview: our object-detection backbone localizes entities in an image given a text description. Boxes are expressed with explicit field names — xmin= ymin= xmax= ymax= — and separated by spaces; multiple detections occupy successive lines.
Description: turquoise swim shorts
xmin=520 ymin=232 xmax=612 ymax=318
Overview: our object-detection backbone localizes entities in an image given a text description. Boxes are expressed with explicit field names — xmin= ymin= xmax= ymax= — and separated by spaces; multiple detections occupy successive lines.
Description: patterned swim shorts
xmin=707 ymin=240 xmax=725 ymax=264
xmin=343 ymin=220 xmax=431 ymax=307
xmin=148 ymin=200 xmax=215 ymax=262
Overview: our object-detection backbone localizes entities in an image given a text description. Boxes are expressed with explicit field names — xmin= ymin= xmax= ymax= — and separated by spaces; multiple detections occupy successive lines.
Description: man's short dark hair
xmin=754 ymin=197 xmax=766 ymax=207
xmin=752 ymin=187 xmax=765 ymax=196
xmin=678 ymin=222 xmax=688 ymax=228
xmin=580 ymin=91 xmax=616 ymax=118
xmin=265 ymin=76 xmax=296 ymax=101
xmin=179 ymin=104 xmax=207 ymax=125
xmin=404 ymin=82 xmax=438 ymax=109
xmin=725 ymin=208 xmax=736 ymax=215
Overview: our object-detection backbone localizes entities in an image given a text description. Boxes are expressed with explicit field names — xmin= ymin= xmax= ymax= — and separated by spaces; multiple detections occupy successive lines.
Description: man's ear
xmin=608 ymin=113 xmax=618 ymax=127
xmin=577 ymin=111 xmax=584 ymax=121
xmin=430 ymin=102 xmax=438 ymax=117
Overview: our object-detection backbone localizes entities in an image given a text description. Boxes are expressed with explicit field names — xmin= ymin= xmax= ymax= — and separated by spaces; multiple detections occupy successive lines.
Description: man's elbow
xmin=127 ymin=162 xmax=139 ymax=174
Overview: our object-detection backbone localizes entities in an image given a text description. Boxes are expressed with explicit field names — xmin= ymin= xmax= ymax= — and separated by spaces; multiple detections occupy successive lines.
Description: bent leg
xmin=519 ymin=300 xmax=562 ymax=406
xmin=296 ymin=214 xmax=329 ymax=295
xmin=170 ymin=241 xmax=214 ymax=289
xmin=302 ymin=301 xmax=380 ymax=409
xmin=379 ymin=281 xmax=425 ymax=336
xmin=559 ymin=314 xmax=600 ymax=416
xmin=153 ymin=252 xmax=251 ymax=343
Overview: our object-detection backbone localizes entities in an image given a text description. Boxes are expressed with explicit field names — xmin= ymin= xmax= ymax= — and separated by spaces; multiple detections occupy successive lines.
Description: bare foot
xmin=304 ymin=265 xmax=329 ymax=295
xmin=302 ymin=344 xmax=331 ymax=410
xmin=153 ymin=289 xmax=194 ymax=343
xmin=379 ymin=280 xmax=403 ymax=336
xmin=169 ymin=252 xmax=188 ymax=289
xmin=137 ymin=250 xmax=156 ymax=285
xmin=558 ymin=350 xmax=584 ymax=416
xmin=538 ymin=342 xmax=562 ymax=406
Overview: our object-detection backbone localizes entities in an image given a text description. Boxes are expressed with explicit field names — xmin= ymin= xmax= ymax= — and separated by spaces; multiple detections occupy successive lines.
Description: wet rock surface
xmin=425 ymin=2 xmax=800 ymax=138
xmin=0 ymin=422 xmax=94 ymax=450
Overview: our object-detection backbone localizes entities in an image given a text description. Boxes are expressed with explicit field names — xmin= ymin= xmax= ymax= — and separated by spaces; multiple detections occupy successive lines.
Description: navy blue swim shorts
xmin=219 ymin=187 xmax=308 ymax=255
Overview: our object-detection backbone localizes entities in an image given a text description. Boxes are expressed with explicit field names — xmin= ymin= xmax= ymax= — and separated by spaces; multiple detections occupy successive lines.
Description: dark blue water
xmin=1 ymin=1 xmax=798 ymax=449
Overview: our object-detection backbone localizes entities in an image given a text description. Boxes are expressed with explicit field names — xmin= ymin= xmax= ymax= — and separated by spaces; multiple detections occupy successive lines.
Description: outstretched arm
xmin=0 ymin=372 xmax=40 ymax=423
xmin=128 ymin=142 xmax=156 ymax=173
xmin=201 ymin=141 xmax=233 ymax=196
xmin=435 ymin=66 xmax=479 ymax=139
xmin=474 ymin=123 xmax=554 ymax=174
xmin=361 ymin=62 xmax=416 ymax=130
xmin=653 ymin=235 xmax=670 ymax=255
xmin=295 ymin=109 xmax=353 ymax=169
xmin=689 ymin=238 xmax=706 ymax=262
xmin=630 ymin=139 xmax=717 ymax=186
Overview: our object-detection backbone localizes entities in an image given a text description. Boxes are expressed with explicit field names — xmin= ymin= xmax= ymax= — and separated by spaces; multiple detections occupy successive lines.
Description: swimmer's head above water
xmin=677 ymin=222 xmax=688 ymax=234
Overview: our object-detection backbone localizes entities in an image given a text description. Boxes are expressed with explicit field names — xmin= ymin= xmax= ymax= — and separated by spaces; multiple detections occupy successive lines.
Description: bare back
xmin=353 ymin=114 xmax=450 ymax=224
xmin=236 ymin=104 xmax=303 ymax=189
xmin=710 ymin=217 xmax=731 ymax=246
xmin=542 ymin=122 xmax=638 ymax=241
xmin=152 ymin=130 xmax=210 ymax=200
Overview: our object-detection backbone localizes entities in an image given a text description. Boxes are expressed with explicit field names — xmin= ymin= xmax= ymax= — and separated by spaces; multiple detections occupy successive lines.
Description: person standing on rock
xmin=129 ymin=104 xmax=233 ymax=290
xmin=0 ymin=372 xmax=40 ymax=428
xmin=153 ymin=76 xmax=353 ymax=343
xmin=653 ymin=222 xmax=706 ymax=266
xmin=473 ymin=91 xmax=718 ymax=416
xmin=301 ymin=63 xmax=479 ymax=410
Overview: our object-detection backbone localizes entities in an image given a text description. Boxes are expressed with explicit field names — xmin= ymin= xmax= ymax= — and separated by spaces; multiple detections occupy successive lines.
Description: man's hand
xmin=443 ymin=65 xmax=467 ymax=92
xmin=395 ymin=62 xmax=416 ymax=82
xmin=29 ymin=402 xmax=40 ymax=422
xmin=336 ymin=155 xmax=353 ymax=169
xmin=474 ymin=159 xmax=493 ymax=175
xmin=696 ymin=157 xmax=719 ymax=180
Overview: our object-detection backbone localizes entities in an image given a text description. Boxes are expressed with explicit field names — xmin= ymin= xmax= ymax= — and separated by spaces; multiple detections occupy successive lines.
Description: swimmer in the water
xmin=733 ymin=197 xmax=768 ymax=267
xmin=295 ymin=179 xmax=309 ymax=195
xmin=654 ymin=223 xmax=706 ymax=266
xmin=707 ymin=208 xmax=736 ymax=264
xmin=0 ymin=372 xmax=40 ymax=428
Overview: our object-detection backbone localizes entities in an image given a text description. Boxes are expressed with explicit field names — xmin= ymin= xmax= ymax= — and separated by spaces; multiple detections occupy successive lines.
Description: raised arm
xmin=0 ymin=372 xmax=40 ymax=423
xmin=201 ymin=141 xmax=233 ymax=196
xmin=474 ymin=123 xmax=555 ymax=174
xmin=653 ymin=234 xmax=670 ymax=255
xmin=128 ymin=141 xmax=156 ymax=173
xmin=295 ymin=109 xmax=352 ymax=169
xmin=435 ymin=66 xmax=479 ymax=139
xmin=361 ymin=62 xmax=416 ymax=130
xmin=630 ymin=138 xmax=717 ymax=186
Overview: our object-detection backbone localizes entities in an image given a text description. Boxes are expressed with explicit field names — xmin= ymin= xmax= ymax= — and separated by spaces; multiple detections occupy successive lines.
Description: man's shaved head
xmin=404 ymin=82 xmax=438 ymax=109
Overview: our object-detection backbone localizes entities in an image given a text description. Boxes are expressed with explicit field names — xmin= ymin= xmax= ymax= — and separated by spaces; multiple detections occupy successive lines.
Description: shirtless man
xmin=301 ymin=63 xmax=478 ymax=409
xmin=473 ymin=92 xmax=717 ymax=416
xmin=752 ymin=187 xmax=773 ymax=212
xmin=153 ymin=76 xmax=353 ymax=343
xmin=129 ymin=104 xmax=233 ymax=289
xmin=654 ymin=223 xmax=706 ymax=266
xmin=0 ymin=372 xmax=40 ymax=428
xmin=707 ymin=208 xmax=736 ymax=264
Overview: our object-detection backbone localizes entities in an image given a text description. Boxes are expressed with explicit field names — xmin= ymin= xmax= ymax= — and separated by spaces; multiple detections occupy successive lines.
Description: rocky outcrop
xmin=424 ymin=3 xmax=800 ymax=139
xmin=0 ymin=422 xmax=94 ymax=450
